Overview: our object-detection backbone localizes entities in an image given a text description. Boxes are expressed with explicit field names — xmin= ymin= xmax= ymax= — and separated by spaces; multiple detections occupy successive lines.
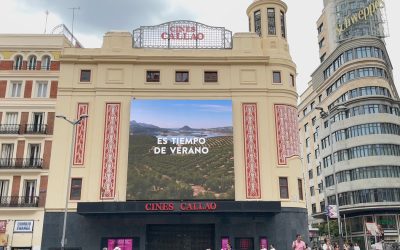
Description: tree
xmin=318 ymin=220 xmax=339 ymax=238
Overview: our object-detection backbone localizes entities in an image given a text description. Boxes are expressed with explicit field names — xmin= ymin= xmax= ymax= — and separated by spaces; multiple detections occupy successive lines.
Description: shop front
xmin=41 ymin=201 xmax=308 ymax=250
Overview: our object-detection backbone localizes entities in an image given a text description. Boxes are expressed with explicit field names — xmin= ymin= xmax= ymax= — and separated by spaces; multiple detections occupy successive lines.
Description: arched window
xmin=41 ymin=55 xmax=51 ymax=70
xmin=14 ymin=55 xmax=23 ymax=70
xmin=28 ymin=55 xmax=37 ymax=70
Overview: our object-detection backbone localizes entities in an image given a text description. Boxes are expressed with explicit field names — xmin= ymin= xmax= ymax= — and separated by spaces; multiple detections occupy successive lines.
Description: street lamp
xmin=316 ymin=105 xmax=347 ymax=250
xmin=56 ymin=114 xmax=88 ymax=249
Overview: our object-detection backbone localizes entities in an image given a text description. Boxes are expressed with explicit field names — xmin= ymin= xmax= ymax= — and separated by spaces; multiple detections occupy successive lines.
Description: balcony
xmin=25 ymin=124 xmax=47 ymax=134
xmin=0 ymin=124 xmax=20 ymax=134
xmin=0 ymin=158 xmax=43 ymax=169
xmin=0 ymin=196 xmax=39 ymax=207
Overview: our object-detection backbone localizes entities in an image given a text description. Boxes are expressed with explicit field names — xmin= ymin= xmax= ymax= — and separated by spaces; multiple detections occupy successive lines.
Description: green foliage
xmin=318 ymin=220 xmax=339 ymax=238
xmin=126 ymin=135 xmax=235 ymax=200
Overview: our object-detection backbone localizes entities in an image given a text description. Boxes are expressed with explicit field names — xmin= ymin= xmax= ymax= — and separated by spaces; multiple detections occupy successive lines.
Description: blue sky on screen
xmin=131 ymin=99 xmax=232 ymax=129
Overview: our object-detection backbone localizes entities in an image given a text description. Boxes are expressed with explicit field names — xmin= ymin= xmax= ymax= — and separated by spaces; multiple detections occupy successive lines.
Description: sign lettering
xmin=14 ymin=220 xmax=34 ymax=233
xmin=336 ymin=0 xmax=383 ymax=36
xmin=144 ymin=202 xmax=217 ymax=212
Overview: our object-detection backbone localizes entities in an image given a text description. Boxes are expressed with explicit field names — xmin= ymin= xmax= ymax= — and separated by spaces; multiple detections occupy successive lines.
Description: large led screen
xmin=127 ymin=99 xmax=234 ymax=200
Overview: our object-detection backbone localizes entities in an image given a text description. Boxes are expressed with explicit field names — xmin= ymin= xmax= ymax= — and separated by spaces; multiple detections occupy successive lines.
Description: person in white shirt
xmin=354 ymin=243 xmax=360 ymax=250
xmin=269 ymin=244 xmax=276 ymax=250
xmin=323 ymin=238 xmax=332 ymax=250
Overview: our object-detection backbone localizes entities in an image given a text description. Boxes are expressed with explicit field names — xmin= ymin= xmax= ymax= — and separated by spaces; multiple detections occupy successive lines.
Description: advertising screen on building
xmin=127 ymin=99 xmax=234 ymax=200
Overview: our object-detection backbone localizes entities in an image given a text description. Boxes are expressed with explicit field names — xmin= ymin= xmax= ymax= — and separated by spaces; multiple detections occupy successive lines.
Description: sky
xmin=1 ymin=0 xmax=399 ymax=96
xmin=131 ymin=100 xmax=233 ymax=128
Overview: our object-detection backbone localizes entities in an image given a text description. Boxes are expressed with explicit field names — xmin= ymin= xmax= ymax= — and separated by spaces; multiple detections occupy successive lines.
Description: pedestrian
xmin=226 ymin=241 xmax=233 ymax=250
xmin=269 ymin=244 xmax=276 ymax=250
xmin=322 ymin=238 xmax=332 ymax=250
xmin=354 ymin=243 xmax=360 ymax=250
xmin=113 ymin=247 xmax=121 ymax=250
xmin=306 ymin=243 xmax=312 ymax=250
xmin=292 ymin=234 xmax=306 ymax=250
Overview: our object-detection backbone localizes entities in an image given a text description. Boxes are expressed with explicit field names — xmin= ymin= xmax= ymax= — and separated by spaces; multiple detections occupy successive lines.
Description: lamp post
xmin=56 ymin=114 xmax=88 ymax=249
xmin=316 ymin=105 xmax=347 ymax=250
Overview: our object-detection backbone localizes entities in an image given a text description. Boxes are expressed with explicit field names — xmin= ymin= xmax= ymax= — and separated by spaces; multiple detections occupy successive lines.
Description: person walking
xmin=322 ymin=238 xmax=332 ymax=250
xmin=269 ymin=244 xmax=276 ymax=250
xmin=292 ymin=234 xmax=306 ymax=250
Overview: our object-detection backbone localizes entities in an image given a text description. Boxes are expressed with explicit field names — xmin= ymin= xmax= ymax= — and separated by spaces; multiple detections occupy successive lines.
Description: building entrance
xmin=146 ymin=224 xmax=214 ymax=250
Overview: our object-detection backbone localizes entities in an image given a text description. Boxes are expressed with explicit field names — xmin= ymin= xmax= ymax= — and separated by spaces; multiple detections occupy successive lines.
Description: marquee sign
xmin=78 ymin=201 xmax=281 ymax=214
xmin=133 ymin=20 xmax=232 ymax=49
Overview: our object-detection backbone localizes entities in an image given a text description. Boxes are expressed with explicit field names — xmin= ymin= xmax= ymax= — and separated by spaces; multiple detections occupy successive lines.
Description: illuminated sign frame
xmin=133 ymin=20 xmax=232 ymax=49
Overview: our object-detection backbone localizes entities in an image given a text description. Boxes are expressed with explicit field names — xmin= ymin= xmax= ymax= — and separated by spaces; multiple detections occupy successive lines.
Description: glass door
xmin=0 ymin=144 xmax=14 ymax=167
xmin=32 ymin=113 xmax=44 ymax=132
xmin=23 ymin=180 xmax=36 ymax=204
xmin=27 ymin=144 xmax=41 ymax=167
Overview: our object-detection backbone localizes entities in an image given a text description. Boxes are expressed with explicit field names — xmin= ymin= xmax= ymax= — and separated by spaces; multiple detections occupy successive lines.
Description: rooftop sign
xmin=133 ymin=20 xmax=232 ymax=49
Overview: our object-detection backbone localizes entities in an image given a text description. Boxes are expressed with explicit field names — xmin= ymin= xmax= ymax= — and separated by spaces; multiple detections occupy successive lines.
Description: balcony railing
xmin=0 ymin=196 xmax=39 ymax=207
xmin=0 ymin=158 xmax=43 ymax=169
xmin=25 ymin=124 xmax=47 ymax=134
xmin=0 ymin=124 xmax=20 ymax=134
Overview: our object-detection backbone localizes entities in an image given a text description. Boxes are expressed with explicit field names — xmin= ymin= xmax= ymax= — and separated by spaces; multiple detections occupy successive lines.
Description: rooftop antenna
xmin=44 ymin=10 xmax=49 ymax=34
xmin=69 ymin=7 xmax=80 ymax=43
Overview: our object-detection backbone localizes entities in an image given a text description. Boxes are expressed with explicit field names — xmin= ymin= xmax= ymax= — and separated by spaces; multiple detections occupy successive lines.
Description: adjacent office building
xmin=299 ymin=0 xmax=400 ymax=248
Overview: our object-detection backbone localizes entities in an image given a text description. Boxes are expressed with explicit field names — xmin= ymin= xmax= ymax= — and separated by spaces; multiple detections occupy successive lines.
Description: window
xmin=318 ymin=23 xmax=324 ymax=34
xmin=298 ymin=179 xmax=303 ymax=200
xmin=35 ymin=81 xmax=48 ymax=98
xmin=307 ymin=153 xmax=311 ymax=163
xmin=70 ymin=178 xmax=82 ymax=200
xmin=28 ymin=55 xmax=37 ymax=70
xmin=41 ymin=55 xmax=51 ymax=70
xmin=14 ymin=55 xmax=23 ymax=70
xmin=317 ymin=164 xmax=321 ymax=176
xmin=312 ymin=203 xmax=317 ymax=214
xmin=310 ymin=186 xmax=315 ymax=196
xmin=267 ymin=8 xmax=276 ymax=35
xmin=254 ymin=10 xmax=261 ymax=36
xmin=312 ymin=117 xmax=317 ymax=126
xmin=80 ymin=70 xmax=91 ymax=82
xmin=308 ymin=170 xmax=313 ymax=179
xmin=313 ymin=132 xmax=318 ymax=142
xmin=319 ymin=95 xmax=322 ymax=103
xmin=146 ymin=71 xmax=160 ymax=82
xmin=0 ymin=144 xmax=14 ymax=167
xmin=279 ymin=177 xmax=289 ymax=199
xmin=320 ymin=53 xmax=326 ymax=62
xmin=23 ymin=180 xmax=37 ymax=204
xmin=310 ymin=101 xmax=315 ymax=110
xmin=303 ymin=108 xmax=308 ymax=116
xmin=272 ymin=71 xmax=281 ymax=83
xmin=27 ymin=144 xmax=41 ymax=167
xmin=175 ymin=71 xmax=189 ymax=82
xmin=305 ymin=137 xmax=310 ymax=148
xmin=0 ymin=180 xmax=9 ymax=198
xmin=290 ymin=74 xmax=295 ymax=87
xmin=304 ymin=123 xmax=309 ymax=132
xmin=319 ymin=38 xmax=325 ymax=49
xmin=10 ymin=81 xmax=22 ymax=97
xmin=204 ymin=71 xmax=218 ymax=82
xmin=280 ymin=11 xmax=286 ymax=38
xmin=318 ymin=182 xmax=323 ymax=193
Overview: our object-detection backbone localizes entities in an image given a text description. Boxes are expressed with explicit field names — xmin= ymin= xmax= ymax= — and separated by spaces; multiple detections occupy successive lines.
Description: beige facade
xmin=0 ymin=34 xmax=71 ymax=250
xmin=40 ymin=1 xmax=309 ymax=249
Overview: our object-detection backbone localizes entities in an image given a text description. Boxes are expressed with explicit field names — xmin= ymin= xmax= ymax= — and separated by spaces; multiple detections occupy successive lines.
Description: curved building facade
xmin=39 ymin=1 xmax=308 ymax=250
xmin=299 ymin=0 xmax=400 ymax=248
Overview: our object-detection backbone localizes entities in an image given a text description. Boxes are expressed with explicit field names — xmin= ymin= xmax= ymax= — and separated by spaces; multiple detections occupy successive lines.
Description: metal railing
xmin=0 ymin=196 xmax=39 ymax=207
xmin=0 ymin=124 xmax=20 ymax=134
xmin=25 ymin=124 xmax=47 ymax=134
xmin=0 ymin=158 xmax=43 ymax=168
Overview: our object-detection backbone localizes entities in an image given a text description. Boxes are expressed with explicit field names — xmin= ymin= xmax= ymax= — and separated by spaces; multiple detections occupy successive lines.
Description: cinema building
xmin=299 ymin=0 xmax=400 ymax=247
xmin=0 ymin=29 xmax=82 ymax=250
xmin=38 ymin=0 xmax=307 ymax=249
